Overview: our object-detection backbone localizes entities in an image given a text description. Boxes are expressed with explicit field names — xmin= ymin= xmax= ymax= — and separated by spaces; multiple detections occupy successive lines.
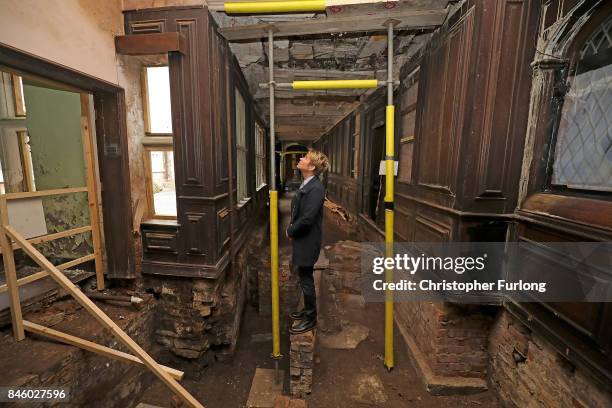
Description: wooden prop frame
xmin=0 ymin=93 xmax=205 ymax=407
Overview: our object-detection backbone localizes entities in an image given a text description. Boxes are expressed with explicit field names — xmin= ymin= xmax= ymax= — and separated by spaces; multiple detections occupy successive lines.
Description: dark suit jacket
xmin=287 ymin=176 xmax=325 ymax=267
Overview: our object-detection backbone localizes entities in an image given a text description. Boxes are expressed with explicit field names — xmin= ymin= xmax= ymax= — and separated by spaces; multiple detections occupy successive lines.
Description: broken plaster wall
xmin=22 ymin=84 xmax=92 ymax=261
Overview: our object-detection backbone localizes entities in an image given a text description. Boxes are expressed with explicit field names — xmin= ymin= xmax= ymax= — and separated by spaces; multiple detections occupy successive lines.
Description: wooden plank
xmin=81 ymin=94 xmax=105 ymax=291
xmin=5 ymin=187 xmax=88 ymax=200
xmin=27 ymin=226 xmax=93 ymax=247
xmin=11 ymin=75 xmax=26 ymax=116
xmin=5 ymin=226 xmax=204 ymax=408
xmin=0 ymin=196 xmax=25 ymax=340
xmin=143 ymin=148 xmax=156 ymax=219
xmin=219 ymin=10 xmax=447 ymax=41
xmin=123 ymin=0 xmax=204 ymax=11
xmin=115 ymin=32 xmax=187 ymax=55
xmin=0 ymin=254 xmax=96 ymax=294
xmin=0 ymin=225 xmax=93 ymax=254
xmin=142 ymin=136 xmax=173 ymax=146
xmin=17 ymin=131 xmax=35 ymax=191
xmin=141 ymin=67 xmax=152 ymax=134
xmin=22 ymin=320 xmax=185 ymax=381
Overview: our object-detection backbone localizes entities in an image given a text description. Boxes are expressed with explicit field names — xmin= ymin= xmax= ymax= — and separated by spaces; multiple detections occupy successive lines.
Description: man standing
xmin=286 ymin=149 xmax=329 ymax=334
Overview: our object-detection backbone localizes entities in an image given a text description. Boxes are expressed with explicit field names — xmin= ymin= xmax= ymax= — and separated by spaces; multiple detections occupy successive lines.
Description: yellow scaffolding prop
xmin=383 ymin=20 xmax=396 ymax=371
xmin=268 ymin=29 xmax=282 ymax=386
xmin=228 ymin=1 xmax=399 ymax=372
xmin=292 ymin=79 xmax=379 ymax=90
xmin=225 ymin=0 xmax=326 ymax=14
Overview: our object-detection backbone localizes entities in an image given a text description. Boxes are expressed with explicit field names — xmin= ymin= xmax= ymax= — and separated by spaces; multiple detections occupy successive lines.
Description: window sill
xmin=142 ymin=135 xmax=173 ymax=146
xmin=141 ymin=218 xmax=179 ymax=228
xmin=236 ymin=196 xmax=252 ymax=209
xmin=519 ymin=192 xmax=612 ymax=233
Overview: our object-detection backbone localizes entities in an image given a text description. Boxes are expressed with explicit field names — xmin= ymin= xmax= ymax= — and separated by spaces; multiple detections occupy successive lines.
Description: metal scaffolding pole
xmin=268 ymin=28 xmax=282 ymax=385
xmin=384 ymin=20 xmax=396 ymax=371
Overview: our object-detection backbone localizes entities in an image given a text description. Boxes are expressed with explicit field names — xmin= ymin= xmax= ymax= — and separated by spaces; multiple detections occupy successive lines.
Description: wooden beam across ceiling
xmin=277 ymin=132 xmax=325 ymax=141
xmin=325 ymin=0 xmax=449 ymax=18
xmin=218 ymin=9 xmax=447 ymax=41
xmin=261 ymin=100 xmax=358 ymax=117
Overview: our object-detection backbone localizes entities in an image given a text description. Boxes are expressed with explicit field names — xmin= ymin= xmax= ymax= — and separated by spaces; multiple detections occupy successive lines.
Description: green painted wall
xmin=23 ymin=84 xmax=92 ymax=260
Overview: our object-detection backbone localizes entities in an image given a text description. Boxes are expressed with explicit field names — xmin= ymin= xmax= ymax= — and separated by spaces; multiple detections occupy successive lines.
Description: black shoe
xmin=289 ymin=318 xmax=317 ymax=334
xmin=290 ymin=310 xmax=306 ymax=320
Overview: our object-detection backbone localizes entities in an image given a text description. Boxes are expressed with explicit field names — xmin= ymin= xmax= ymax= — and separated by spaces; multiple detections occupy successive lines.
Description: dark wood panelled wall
xmin=124 ymin=7 xmax=267 ymax=278
xmin=320 ymin=0 xmax=538 ymax=241
xmin=510 ymin=0 xmax=612 ymax=385
xmin=317 ymin=0 xmax=611 ymax=385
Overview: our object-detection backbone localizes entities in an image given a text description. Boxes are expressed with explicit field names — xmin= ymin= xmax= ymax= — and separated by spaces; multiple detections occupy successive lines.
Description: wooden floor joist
xmin=218 ymin=9 xmax=447 ymax=41
xmin=5 ymin=226 xmax=205 ymax=408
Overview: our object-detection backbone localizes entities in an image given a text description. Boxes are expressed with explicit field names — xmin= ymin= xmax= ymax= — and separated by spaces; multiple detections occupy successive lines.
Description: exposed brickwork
xmin=396 ymin=301 xmax=493 ymax=379
xmin=257 ymin=246 xmax=300 ymax=316
xmin=0 ymin=297 xmax=158 ymax=408
xmin=148 ymin=219 xmax=268 ymax=359
xmin=488 ymin=310 xmax=612 ymax=408
xmin=290 ymin=330 xmax=316 ymax=398
xmin=325 ymin=240 xmax=364 ymax=294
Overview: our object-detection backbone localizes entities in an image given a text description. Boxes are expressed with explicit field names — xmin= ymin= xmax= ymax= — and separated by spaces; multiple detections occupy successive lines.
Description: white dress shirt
xmin=299 ymin=175 xmax=315 ymax=190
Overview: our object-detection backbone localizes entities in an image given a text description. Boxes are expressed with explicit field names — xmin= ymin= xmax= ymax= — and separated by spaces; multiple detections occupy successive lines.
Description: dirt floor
xmin=139 ymin=199 xmax=501 ymax=407
xmin=0 ymin=193 xmax=501 ymax=407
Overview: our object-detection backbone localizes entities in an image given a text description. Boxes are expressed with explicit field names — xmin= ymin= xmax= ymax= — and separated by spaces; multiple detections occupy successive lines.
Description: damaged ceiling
xmin=209 ymin=0 xmax=451 ymax=141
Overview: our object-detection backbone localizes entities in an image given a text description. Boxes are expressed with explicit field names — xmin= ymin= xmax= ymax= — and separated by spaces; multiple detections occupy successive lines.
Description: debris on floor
xmin=318 ymin=320 xmax=369 ymax=350
xmin=350 ymin=373 xmax=388 ymax=405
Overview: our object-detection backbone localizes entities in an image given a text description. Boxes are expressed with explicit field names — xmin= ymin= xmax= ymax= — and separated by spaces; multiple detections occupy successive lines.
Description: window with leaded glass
xmin=551 ymin=15 xmax=612 ymax=191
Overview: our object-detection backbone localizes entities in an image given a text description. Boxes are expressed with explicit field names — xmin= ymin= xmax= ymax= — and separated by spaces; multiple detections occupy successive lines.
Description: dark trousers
xmin=297 ymin=265 xmax=317 ymax=321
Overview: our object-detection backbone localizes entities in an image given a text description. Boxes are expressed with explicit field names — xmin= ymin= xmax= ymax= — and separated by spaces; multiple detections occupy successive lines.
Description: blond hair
xmin=307 ymin=149 xmax=329 ymax=175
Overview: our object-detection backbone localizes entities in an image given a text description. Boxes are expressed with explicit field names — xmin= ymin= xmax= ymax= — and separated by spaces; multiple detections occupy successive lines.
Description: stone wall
xmin=488 ymin=310 xmax=612 ymax=408
xmin=289 ymin=268 xmax=322 ymax=398
xmin=290 ymin=330 xmax=315 ymax=398
xmin=148 ymin=218 xmax=269 ymax=359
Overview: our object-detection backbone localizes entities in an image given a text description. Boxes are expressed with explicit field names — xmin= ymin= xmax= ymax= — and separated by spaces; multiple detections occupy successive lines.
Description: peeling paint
xmin=22 ymin=84 xmax=92 ymax=261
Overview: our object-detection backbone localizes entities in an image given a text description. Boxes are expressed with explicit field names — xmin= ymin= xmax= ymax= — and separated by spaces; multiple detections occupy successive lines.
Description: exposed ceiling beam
xmin=259 ymin=100 xmax=357 ymax=117
xmin=325 ymin=0 xmax=449 ymax=18
xmin=218 ymin=9 xmax=447 ymax=41
xmin=277 ymin=133 xmax=325 ymax=141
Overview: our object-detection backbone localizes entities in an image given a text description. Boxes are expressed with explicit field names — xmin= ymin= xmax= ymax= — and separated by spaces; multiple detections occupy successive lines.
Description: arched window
xmin=551 ymin=15 xmax=612 ymax=191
